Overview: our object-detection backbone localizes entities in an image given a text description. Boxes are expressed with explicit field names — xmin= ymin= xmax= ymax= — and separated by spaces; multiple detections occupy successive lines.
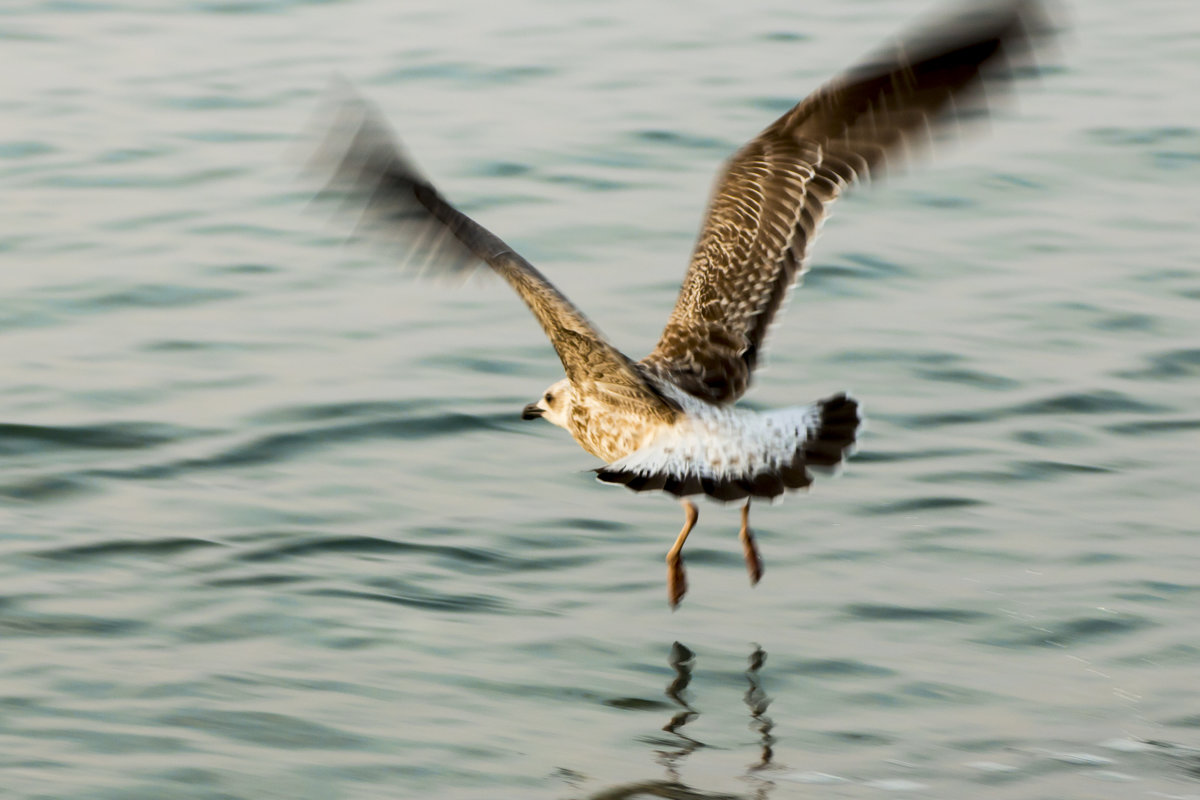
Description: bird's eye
xmin=544 ymin=393 xmax=554 ymax=404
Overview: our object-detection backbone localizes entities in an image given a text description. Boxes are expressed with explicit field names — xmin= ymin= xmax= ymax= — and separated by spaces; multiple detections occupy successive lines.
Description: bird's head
xmin=522 ymin=378 xmax=573 ymax=429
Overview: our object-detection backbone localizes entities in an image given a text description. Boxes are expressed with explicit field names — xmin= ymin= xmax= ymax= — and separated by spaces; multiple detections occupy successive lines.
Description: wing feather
xmin=311 ymin=92 xmax=677 ymax=419
xmin=643 ymin=0 xmax=1050 ymax=403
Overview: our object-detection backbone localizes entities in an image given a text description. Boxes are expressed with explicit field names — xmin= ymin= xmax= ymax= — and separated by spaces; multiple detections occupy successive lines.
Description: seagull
xmin=312 ymin=0 xmax=1048 ymax=607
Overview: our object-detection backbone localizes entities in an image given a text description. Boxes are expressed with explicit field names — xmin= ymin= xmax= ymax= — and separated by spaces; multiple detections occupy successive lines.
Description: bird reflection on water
xmin=575 ymin=643 xmax=777 ymax=800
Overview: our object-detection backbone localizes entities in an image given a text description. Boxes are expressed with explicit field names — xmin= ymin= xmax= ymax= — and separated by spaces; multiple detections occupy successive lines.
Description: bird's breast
xmin=568 ymin=404 xmax=664 ymax=464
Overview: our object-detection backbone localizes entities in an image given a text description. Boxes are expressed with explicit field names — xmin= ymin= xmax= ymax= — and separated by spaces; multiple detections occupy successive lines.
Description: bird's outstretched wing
xmin=310 ymin=93 xmax=677 ymax=419
xmin=642 ymin=0 xmax=1051 ymax=404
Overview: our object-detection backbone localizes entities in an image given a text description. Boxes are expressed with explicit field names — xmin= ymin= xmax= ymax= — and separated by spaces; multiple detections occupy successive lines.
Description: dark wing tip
xmin=305 ymin=85 xmax=482 ymax=279
xmin=792 ymin=0 xmax=1061 ymax=180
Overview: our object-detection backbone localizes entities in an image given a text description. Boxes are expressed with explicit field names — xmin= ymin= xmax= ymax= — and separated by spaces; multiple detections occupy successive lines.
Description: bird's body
xmin=312 ymin=0 xmax=1049 ymax=605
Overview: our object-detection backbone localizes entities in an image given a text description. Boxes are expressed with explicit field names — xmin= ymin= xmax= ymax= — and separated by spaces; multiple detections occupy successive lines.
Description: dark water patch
xmin=155 ymin=94 xmax=282 ymax=112
xmin=603 ymin=697 xmax=673 ymax=711
xmin=1165 ymin=716 xmax=1200 ymax=728
xmin=139 ymin=412 xmax=505 ymax=474
xmin=806 ymin=254 xmax=912 ymax=291
xmin=542 ymin=172 xmax=632 ymax=192
xmin=71 ymin=283 xmax=239 ymax=311
xmin=532 ymin=516 xmax=635 ymax=534
xmin=469 ymin=160 xmax=532 ymax=179
xmin=630 ymin=129 xmax=730 ymax=152
xmin=187 ymin=223 xmax=294 ymax=239
xmin=189 ymin=0 xmax=339 ymax=11
xmin=250 ymin=398 xmax=435 ymax=425
xmin=377 ymin=61 xmax=554 ymax=86
xmin=906 ymin=543 xmax=1025 ymax=564
xmin=307 ymin=586 xmax=510 ymax=614
xmin=0 ymin=28 xmax=56 ymax=42
xmin=821 ymin=729 xmax=894 ymax=746
xmin=1127 ymin=579 xmax=1200 ymax=597
xmin=422 ymin=352 xmax=538 ymax=376
xmin=898 ymin=408 xmax=1006 ymax=427
xmin=1070 ymin=551 xmax=1127 ymax=565
xmin=844 ymin=603 xmax=989 ymax=623
xmin=0 ymin=474 xmax=91 ymax=501
xmin=834 ymin=347 xmax=956 ymax=366
xmin=851 ymin=447 xmax=982 ymax=464
xmin=102 ymin=210 xmax=197 ymax=232
xmin=211 ymin=262 xmax=279 ymax=275
xmin=981 ymin=614 xmax=1153 ymax=648
xmin=761 ymin=30 xmax=810 ymax=43
xmin=25 ymin=727 xmax=189 ymax=756
xmin=917 ymin=468 xmax=1017 ymax=485
xmin=1010 ymin=428 xmax=1093 ymax=447
xmin=1155 ymin=150 xmax=1200 ymax=169
xmin=205 ymin=572 xmax=309 ymax=589
xmin=901 ymin=681 xmax=991 ymax=704
xmin=810 ymin=548 xmax=876 ymax=562
xmin=840 ymin=691 xmax=910 ymax=709
xmin=924 ymin=459 xmax=1111 ymax=485
xmin=1114 ymin=580 xmax=1200 ymax=604
xmin=179 ymin=129 xmax=288 ymax=143
xmin=32 ymin=536 xmax=221 ymax=562
xmin=1015 ymin=390 xmax=1168 ymax=416
xmin=1117 ymin=643 xmax=1200 ymax=667
xmin=1139 ymin=740 xmax=1200 ymax=781
xmin=843 ymin=252 xmax=914 ymax=277
xmin=161 ymin=709 xmax=366 ymax=749
xmin=44 ymin=167 xmax=243 ymax=189
xmin=0 ymin=141 xmax=57 ymax=159
xmin=901 ymin=390 xmax=1168 ymax=428
xmin=745 ymin=96 xmax=800 ymax=115
xmin=864 ymin=496 xmax=983 ymax=514
xmin=1088 ymin=125 xmax=1196 ymax=147
xmin=911 ymin=191 xmax=975 ymax=209
xmin=914 ymin=366 xmax=1019 ymax=389
xmin=1094 ymin=312 xmax=1158 ymax=333
xmin=989 ymin=171 xmax=1044 ymax=189
xmin=238 ymin=533 xmax=510 ymax=567
xmin=0 ymin=421 xmax=195 ymax=456
xmin=1106 ymin=417 xmax=1200 ymax=436
xmin=96 ymin=146 xmax=170 ymax=165
xmin=1117 ymin=348 xmax=1200 ymax=380
xmin=792 ymin=658 xmax=895 ymax=678
xmin=142 ymin=338 xmax=266 ymax=353
xmin=669 ymin=547 xmax=741 ymax=568
xmin=0 ymin=612 xmax=144 ymax=638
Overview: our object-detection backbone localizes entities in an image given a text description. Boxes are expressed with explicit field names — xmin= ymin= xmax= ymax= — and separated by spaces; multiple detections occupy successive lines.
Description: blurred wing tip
xmin=302 ymin=82 xmax=488 ymax=279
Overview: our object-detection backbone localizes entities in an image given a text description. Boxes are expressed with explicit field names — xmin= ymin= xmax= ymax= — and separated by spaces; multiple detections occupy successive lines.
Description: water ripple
xmin=160 ymin=709 xmax=366 ymax=749
xmin=1118 ymin=348 xmax=1200 ymax=380
xmin=109 ymin=412 xmax=509 ymax=475
xmin=0 ymin=611 xmax=144 ymax=638
xmin=30 ymin=537 xmax=221 ymax=562
xmin=307 ymin=587 xmax=511 ymax=614
xmin=897 ymin=389 xmax=1171 ymax=428
xmin=0 ymin=421 xmax=195 ymax=456
xmin=864 ymin=496 xmax=984 ymax=514
xmin=844 ymin=603 xmax=990 ymax=623
xmin=982 ymin=614 xmax=1155 ymax=648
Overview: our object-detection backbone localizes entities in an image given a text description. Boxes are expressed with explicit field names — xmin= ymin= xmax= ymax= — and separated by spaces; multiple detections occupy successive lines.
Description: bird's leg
xmin=740 ymin=500 xmax=763 ymax=585
xmin=667 ymin=499 xmax=698 ymax=608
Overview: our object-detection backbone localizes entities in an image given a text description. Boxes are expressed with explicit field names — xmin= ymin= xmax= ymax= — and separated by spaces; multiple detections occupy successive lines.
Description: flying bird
xmin=311 ymin=0 xmax=1049 ymax=607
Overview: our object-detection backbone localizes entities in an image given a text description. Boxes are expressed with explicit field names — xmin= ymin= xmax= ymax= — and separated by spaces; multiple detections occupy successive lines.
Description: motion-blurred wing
xmin=643 ymin=0 xmax=1049 ymax=403
xmin=311 ymin=92 xmax=677 ymax=418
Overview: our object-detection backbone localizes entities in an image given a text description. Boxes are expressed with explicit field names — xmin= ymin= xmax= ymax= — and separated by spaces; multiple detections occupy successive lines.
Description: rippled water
xmin=4 ymin=1 xmax=1199 ymax=798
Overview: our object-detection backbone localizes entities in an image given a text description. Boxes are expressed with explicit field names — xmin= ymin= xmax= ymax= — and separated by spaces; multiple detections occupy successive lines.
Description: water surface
xmin=3 ymin=1 xmax=1200 ymax=798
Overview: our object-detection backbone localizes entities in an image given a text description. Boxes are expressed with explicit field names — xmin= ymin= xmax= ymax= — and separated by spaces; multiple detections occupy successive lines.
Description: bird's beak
xmin=521 ymin=403 xmax=544 ymax=420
